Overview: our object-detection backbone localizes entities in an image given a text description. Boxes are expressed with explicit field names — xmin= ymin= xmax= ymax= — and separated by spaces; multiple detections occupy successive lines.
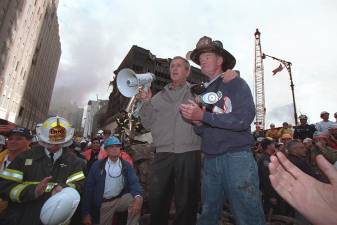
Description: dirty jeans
xmin=197 ymin=149 xmax=265 ymax=225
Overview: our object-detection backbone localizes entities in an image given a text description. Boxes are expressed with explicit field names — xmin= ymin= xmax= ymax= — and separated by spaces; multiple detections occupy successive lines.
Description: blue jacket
xmin=82 ymin=158 xmax=143 ymax=223
xmin=195 ymin=76 xmax=255 ymax=156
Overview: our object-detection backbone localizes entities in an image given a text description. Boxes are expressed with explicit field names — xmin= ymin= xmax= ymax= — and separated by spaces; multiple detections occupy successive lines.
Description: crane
xmin=254 ymin=29 xmax=266 ymax=129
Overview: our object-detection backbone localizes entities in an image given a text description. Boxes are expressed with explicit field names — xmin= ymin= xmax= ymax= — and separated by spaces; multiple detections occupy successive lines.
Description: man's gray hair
xmin=286 ymin=139 xmax=302 ymax=152
xmin=171 ymin=56 xmax=190 ymax=70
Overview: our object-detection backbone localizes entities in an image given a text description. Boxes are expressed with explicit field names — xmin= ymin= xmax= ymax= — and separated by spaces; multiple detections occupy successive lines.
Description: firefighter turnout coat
xmin=0 ymin=145 xmax=86 ymax=225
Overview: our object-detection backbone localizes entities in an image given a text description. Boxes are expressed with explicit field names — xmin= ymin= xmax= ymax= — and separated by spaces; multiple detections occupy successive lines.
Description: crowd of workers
xmin=253 ymin=111 xmax=337 ymax=224
xmin=0 ymin=35 xmax=336 ymax=225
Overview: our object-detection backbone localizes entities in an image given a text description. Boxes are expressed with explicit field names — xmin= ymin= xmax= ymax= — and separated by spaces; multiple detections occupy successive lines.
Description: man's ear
xmin=217 ymin=56 xmax=224 ymax=67
xmin=187 ymin=68 xmax=191 ymax=77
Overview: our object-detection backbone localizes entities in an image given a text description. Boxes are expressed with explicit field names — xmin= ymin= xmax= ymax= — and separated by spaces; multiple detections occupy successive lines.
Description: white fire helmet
xmin=97 ymin=129 xmax=104 ymax=136
xmin=36 ymin=116 xmax=74 ymax=147
xmin=40 ymin=187 xmax=80 ymax=225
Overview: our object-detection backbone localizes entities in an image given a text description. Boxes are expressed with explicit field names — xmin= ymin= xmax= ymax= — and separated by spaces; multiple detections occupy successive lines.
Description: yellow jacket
xmin=278 ymin=128 xmax=293 ymax=138
xmin=265 ymin=129 xmax=279 ymax=140
xmin=0 ymin=149 xmax=9 ymax=213
xmin=0 ymin=150 xmax=9 ymax=165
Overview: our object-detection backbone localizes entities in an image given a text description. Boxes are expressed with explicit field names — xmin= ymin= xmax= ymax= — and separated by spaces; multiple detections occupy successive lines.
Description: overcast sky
xmin=51 ymin=0 xmax=337 ymax=127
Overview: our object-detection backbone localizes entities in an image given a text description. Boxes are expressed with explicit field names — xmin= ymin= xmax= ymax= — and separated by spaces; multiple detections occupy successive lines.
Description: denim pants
xmin=197 ymin=149 xmax=265 ymax=225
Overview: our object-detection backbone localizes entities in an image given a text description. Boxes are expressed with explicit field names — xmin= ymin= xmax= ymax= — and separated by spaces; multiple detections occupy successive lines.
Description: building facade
xmin=71 ymin=107 xmax=84 ymax=135
xmin=0 ymin=0 xmax=60 ymax=127
xmin=83 ymin=100 xmax=108 ymax=138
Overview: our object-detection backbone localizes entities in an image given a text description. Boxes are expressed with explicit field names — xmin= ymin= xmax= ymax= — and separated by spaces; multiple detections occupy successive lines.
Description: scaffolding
xmin=254 ymin=29 xmax=266 ymax=129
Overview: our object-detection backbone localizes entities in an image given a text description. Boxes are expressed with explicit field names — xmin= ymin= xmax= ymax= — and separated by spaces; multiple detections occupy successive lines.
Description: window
xmin=4 ymin=98 xmax=8 ymax=108
xmin=0 ymin=96 xmax=4 ymax=107
xmin=18 ymin=106 xmax=24 ymax=117
xmin=15 ymin=61 xmax=19 ymax=71
xmin=0 ymin=9 xmax=6 ymax=27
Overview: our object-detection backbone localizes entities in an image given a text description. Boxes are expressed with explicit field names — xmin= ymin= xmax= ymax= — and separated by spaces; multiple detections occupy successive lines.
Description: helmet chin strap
xmin=38 ymin=139 xmax=73 ymax=148
xmin=38 ymin=141 xmax=52 ymax=148
xmin=38 ymin=141 xmax=61 ymax=151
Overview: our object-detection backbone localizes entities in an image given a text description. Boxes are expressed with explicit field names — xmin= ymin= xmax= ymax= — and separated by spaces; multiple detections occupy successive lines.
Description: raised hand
xmin=221 ymin=70 xmax=238 ymax=83
xmin=180 ymin=100 xmax=204 ymax=121
xmin=34 ymin=176 xmax=52 ymax=198
xmin=129 ymin=196 xmax=143 ymax=217
xmin=269 ymin=152 xmax=337 ymax=225
xmin=82 ymin=214 xmax=92 ymax=225
xmin=138 ymin=87 xmax=152 ymax=101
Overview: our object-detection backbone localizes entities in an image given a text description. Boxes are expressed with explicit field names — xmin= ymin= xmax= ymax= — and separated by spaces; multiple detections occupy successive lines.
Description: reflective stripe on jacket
xmin=0 ymin=145 xmax=86 ymax=225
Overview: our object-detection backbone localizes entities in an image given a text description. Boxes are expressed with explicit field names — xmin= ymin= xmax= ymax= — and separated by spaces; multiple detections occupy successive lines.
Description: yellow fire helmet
xmin=36 ymin=116 xmax=74 ymax=147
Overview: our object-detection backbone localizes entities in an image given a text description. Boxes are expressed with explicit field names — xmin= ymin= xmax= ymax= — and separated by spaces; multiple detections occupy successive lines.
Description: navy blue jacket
xmin=195 ymin=76 xmax=255 ymax=156
xmin=82 ymin=158 xmax=143 ymax=223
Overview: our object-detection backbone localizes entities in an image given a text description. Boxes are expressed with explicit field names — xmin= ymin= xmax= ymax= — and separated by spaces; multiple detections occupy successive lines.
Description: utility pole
xmin=262 ymin=53 xmax=298 ymax=126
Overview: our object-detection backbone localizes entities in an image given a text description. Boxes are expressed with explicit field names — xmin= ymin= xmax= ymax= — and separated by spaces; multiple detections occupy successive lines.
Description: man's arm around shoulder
xmin=202 ymin=78 xmax=255 ymax=131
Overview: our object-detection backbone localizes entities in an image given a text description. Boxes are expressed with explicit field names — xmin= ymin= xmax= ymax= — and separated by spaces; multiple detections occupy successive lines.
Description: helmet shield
xmin=37 ymin=117 xmax=74 ymax=146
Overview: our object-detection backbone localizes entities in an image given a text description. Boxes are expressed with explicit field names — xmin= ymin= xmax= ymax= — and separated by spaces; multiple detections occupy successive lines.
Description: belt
xmin=102 ymin=195 xmax=120 ymax=203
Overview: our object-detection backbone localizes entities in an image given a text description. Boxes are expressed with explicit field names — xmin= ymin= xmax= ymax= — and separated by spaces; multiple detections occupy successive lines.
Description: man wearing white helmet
xmin=0 ymin=116 xmax=86 ymax=225
xmin=315 ymin=111 xmax=334 ymax=133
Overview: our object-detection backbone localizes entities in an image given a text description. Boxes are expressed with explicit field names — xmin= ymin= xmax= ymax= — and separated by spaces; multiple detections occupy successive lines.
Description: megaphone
xmin=117 ymin=68 xmax=155 ymax=97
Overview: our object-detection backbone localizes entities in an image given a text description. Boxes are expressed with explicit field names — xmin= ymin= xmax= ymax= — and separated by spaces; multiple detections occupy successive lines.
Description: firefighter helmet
xmin=36 ymin=116 xmax=74 ymax=147
xmin=40 ymin=187 xmax=80 ymax=225
xmin=97 ymin=129 xmax=104 ymax=137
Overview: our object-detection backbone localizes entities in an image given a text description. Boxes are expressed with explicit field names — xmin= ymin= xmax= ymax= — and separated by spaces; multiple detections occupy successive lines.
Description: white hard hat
xmin=0 ymin=135 xmax=5 ymax=145
xmin=303 ymin=138 xmax=312 ymax=143
xmin=36 ymin=116 xmax=74 ymax=147
xmin=40 ymin=187 xmax=80 ymax=225
xmin=30 ymin=135 xmax=39 ymax=143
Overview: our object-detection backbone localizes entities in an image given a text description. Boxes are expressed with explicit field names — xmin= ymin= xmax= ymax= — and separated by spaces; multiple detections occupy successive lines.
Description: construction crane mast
xmin=254 ymin=29 xmax=266 ymax=129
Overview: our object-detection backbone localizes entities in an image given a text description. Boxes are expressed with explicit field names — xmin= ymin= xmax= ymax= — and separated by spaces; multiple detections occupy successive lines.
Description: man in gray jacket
xmin=139 ymin=56 xmax=201 ymax=225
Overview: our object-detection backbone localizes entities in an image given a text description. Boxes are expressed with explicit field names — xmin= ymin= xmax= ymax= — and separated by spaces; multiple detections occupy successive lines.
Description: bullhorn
xmin=116 ymin=68 xmax=155 ymax=97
